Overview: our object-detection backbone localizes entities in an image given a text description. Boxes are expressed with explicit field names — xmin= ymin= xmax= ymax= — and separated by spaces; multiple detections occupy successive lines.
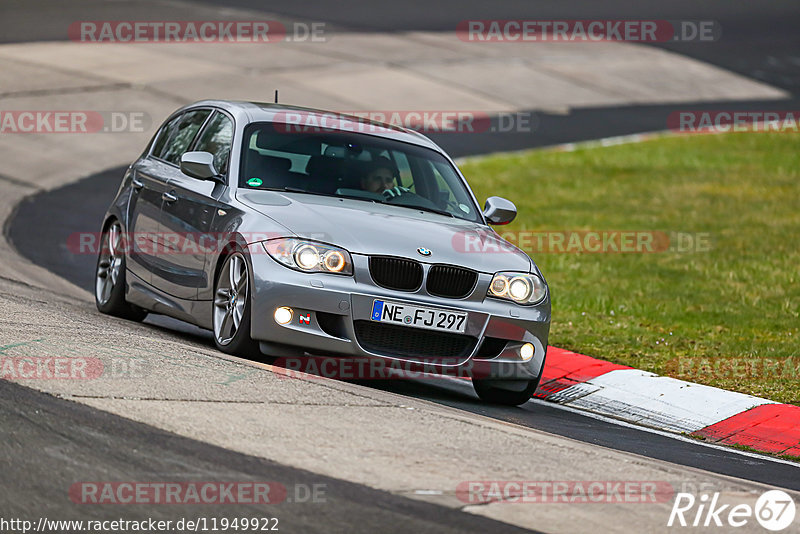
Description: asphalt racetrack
xmin=2 ymin=1 xmax=800 ymax=531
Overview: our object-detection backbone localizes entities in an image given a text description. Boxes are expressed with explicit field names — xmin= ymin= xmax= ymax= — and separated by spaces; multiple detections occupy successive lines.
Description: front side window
xmin=154 ymin=109 xmax=211 ymax=165
xmin=193 ymin=112 xmax=234 ymax=175
xmin=239 ymin=123 xmax=480 ymax=222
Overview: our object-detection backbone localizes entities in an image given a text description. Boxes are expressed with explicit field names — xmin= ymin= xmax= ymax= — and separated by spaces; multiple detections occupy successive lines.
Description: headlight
xmin=487 ymin=272 xmax=546 ymax=305
xmin=264 ymin=238 xmax=353 ymax=275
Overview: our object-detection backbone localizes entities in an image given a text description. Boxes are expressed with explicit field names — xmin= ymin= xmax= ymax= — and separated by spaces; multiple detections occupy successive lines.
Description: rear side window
xmin=153 ymin=109 xmax=211 ymax=165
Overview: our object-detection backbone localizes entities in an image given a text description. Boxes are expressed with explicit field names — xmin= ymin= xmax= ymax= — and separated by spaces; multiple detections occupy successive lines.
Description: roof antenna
xmin=274 ymin=90 xmax=279 ymax=104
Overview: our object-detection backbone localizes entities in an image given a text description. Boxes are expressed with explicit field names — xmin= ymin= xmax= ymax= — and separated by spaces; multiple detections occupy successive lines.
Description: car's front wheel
xmin=95 ymin=220 xmax=147 ymax=321
xmin=472 ymin=377 xmax=541 ymax=406
xmin=213 ymin=249 xmax=260 ymax=357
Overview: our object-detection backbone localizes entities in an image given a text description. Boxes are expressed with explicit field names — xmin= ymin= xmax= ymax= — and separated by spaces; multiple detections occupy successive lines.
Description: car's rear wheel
xmin=472 ymin=377 xmax=541 ymax=406
xmin=95 ymin=220 xmax=147 ymax=321
xmin=213 ymin=249 xmax=259 ymax=357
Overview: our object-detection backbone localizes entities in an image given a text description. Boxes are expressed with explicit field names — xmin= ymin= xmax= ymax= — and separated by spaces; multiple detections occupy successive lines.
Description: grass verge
xmin=460 ymin=132 xmax=800 ymax=404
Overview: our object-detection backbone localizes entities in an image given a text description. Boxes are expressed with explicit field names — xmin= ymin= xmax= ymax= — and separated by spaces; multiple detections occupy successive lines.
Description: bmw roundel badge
xmin=417 ymin=247 xmax=431 ymax=256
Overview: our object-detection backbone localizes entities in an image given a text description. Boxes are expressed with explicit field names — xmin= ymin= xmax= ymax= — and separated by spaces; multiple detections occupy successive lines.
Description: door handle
xmin=132 ymin=178 xmax=144 ymax=190
xmin=162 ymin=191 xmax=178 ymax=203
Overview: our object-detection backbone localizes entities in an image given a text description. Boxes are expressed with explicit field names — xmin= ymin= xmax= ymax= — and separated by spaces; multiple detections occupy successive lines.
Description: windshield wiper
xmin=337 ymin=194 xmax=379 ymax=203
xmin=392 ymin=204 xmax=454 ymax=218
xmin=263 ymin=187 xmax=378 ymax=203
xmin=270 ymin=186 xmax=309 ymax=193
xmin=256 ymin=187 xmax=455 ymax=217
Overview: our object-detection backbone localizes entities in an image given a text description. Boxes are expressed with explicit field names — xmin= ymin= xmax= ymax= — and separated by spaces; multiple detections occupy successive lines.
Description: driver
xmin=360 ymin=157 xmax=409 ymax=200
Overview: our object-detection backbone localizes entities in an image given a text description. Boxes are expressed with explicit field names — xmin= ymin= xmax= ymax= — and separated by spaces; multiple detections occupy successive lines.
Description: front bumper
xmin=248 ymin=244 xmax=550 ymax=380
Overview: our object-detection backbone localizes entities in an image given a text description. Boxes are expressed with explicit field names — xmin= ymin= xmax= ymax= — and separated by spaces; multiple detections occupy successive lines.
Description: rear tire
xmin=472 ymin=377 xmax=541 ymax=406
xmin=212 ymin=249 xmax=260 ymax=358
xmin=95 ymin=220 xmax=147 ymax=322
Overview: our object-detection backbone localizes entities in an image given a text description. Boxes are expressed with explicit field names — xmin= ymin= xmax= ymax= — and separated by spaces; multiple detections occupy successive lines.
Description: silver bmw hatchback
xmin=96 ymin=100 xmax=550 ymax=405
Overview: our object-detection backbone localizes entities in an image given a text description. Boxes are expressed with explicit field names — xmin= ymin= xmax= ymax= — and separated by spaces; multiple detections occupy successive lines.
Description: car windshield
xmin=239 ymin=122 xmax=481 ymax=222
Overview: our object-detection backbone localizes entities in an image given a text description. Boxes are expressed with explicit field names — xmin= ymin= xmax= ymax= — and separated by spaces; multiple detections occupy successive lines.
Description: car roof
xmin=178 ymin=100 xmax=445 ymax=152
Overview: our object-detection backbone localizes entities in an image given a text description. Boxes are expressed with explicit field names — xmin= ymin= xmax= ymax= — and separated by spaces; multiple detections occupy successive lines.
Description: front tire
xmin=472 ymin=377 xmax=541 ymax=406
xmin=95 ymin=220 xmax=147 ymax=321
xmin=213 ymin=249 xmax=260 ymax=357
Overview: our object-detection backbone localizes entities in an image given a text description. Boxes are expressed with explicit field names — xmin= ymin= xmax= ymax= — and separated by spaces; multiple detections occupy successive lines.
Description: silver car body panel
xmin=104 ymin=100 xmax=550 ymax=380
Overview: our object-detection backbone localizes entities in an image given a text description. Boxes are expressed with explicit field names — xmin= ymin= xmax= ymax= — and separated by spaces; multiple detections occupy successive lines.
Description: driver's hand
xmin=383 ymin=186 xmax=409 ymax=200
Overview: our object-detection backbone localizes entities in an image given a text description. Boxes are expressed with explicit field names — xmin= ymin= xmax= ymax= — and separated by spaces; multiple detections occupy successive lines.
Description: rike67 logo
xmin=668 ymin=490 xmax=796 ymax=531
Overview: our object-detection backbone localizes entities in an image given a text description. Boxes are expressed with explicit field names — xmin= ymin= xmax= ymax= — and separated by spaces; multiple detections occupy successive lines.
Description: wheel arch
xmin=211 ymin=233 xmax=257 ymax=313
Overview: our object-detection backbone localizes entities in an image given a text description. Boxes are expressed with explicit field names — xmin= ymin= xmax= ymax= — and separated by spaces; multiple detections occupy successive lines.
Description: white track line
xmin=557 ymin=369 xmax=775 ymax=433
xmin=527 ymin=397 xmax=800 ymax=469
xmin=433 ymin=374 xmax=799 ymax=468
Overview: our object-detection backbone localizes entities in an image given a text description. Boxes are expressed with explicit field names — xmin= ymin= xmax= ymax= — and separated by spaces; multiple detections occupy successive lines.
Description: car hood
xmin=237 ymin=191 xmax=532 ymax=273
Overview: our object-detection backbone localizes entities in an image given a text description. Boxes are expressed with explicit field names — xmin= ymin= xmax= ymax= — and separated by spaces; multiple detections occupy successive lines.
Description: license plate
xmin=370 ymin=300 xmax=468 ymax=334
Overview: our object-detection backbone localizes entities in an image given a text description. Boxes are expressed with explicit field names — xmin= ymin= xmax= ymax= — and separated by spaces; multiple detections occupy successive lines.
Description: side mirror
xmin=180 ymin=151 xmax=219 ymax=181
xmin=483 ymin=196 xmax=517 ymax=225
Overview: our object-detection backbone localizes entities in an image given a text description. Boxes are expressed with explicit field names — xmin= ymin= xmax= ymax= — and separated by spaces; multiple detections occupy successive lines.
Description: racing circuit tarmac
xmin=2 ymin=0 xmax=800 ymax=532
xmin=0 ymin=379 xmax=536 ymax=533
xmin=8 ymin=166 xmax=800 ymax=493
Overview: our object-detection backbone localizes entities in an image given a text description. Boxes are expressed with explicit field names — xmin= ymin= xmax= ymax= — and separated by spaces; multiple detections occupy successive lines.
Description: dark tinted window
xmin=239 ymin=122 xmax=480 ymax=222
xmin=154 ymin=109 xmax=211 ymax=164
xmin=151 ymin=114 xmax=182 ymax=159
xmin=193 ymin=112 xmax=234 ymax=175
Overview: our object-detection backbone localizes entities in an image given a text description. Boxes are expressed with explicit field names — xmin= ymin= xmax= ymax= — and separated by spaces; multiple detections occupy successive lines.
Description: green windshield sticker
xmin=246 ymin=177 xmax=263 ymax=187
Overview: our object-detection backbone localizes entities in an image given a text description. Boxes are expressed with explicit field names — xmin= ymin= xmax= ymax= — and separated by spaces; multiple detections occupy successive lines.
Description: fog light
xmin=520 ymin=343 xmax=535 ymax=361
xmin=274 ymin=306 xmax=293 ymax=325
